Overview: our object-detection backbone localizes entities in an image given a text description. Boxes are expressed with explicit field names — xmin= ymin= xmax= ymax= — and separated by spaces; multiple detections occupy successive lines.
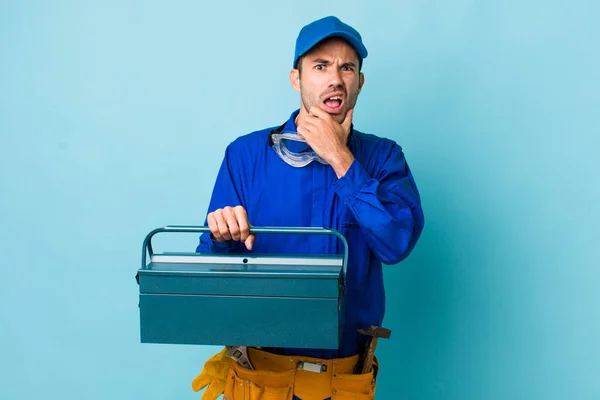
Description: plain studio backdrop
xmin=1 ymin=1 xmax=598 ymax=399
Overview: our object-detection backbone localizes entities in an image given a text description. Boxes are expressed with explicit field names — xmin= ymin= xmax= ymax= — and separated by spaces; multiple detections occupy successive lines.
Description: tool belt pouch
xmin=224 ymin=362 xmax=293 ymax=400
xmin=223 ymin=355 xmax=379 ymax=400
xmin=332 ymin=358 xmax=378 ymax=399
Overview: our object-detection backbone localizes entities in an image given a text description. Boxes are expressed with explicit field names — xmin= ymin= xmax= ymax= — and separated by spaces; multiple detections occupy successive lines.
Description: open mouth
xmin=323 ymin=94 xmax=344 ymax=113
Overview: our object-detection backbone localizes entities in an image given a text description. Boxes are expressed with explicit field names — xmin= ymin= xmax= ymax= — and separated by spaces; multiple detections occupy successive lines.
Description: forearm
xmin=333 ymin=159 xmax=424 ymax=264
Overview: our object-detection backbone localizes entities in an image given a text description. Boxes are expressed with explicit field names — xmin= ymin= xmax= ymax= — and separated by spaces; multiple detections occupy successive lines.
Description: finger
xmin=297 ymin=124 xmax=310 ymax=138
xmin=223 ymin=206 xmax=240 ymax=241
xmin=245 ymin=234 xmax=256 ymax=251
xmin=341 ymin=108 xmax=354 ymax=133
xmin=215 ymin=208 xmax=232 ymax=240
xmin=234 ymin=206 xmax=250 ymax=241
xmin=302 ymin=115 xmax=319 ymax=127
xmin=207 ymin=212 xmax=223 ymax=242
xmin=215 ymin=210 xmax=231 ymax=242
xmin=308 ymin=105 xmax=330 ymax=119
xmin=191 ymin=371 xmax=210 ymax=391
xmin=297 ymin=124 xmax=317 ymax=143
xmin=203 ymin=381 xmax=227 ymax=400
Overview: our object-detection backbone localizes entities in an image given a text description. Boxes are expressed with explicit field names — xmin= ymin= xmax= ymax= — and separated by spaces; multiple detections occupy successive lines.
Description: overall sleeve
xmin=333 ymin=143 xmax=425 ymax=264
xmin=196 ymin=145 xmax=248 ymax=254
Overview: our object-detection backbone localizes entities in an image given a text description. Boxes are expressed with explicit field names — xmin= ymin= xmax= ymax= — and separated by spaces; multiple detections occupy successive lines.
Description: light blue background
xmin=1 ymin=1 xmax=598 ymax=399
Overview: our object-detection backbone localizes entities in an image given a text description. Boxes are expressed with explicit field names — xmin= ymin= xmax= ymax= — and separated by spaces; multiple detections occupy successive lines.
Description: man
xmin=192 ymin=15 xmax=424 ymax=400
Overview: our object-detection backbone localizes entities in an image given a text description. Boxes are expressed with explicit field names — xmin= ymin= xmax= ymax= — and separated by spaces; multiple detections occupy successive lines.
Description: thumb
xmin=341 ymin=108 xmax=353 ymax=133
xmin=245 ymin=234 xmax=256 ymax=251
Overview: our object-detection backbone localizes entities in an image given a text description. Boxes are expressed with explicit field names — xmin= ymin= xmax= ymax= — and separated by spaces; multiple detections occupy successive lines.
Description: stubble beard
xmin=299 ymin=82 xmax=358 ymax=125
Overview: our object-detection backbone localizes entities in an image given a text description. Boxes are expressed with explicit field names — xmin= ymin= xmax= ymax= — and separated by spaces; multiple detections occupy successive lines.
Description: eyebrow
xmin=311 ymin=58 xmax=357 ymax=68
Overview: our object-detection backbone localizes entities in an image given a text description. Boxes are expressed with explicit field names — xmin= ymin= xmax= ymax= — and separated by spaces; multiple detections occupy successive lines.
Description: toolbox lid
xmin=140 ymin=252 xmax=343 ymax=278
xmin=138 ymin=252 xmax=345 ymax=298
xmin=138 ymin=226 xmax=349 ymax=297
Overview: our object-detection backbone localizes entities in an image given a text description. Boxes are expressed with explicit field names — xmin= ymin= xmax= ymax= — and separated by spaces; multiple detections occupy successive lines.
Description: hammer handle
xmin=361 ymin=337 xmax=379 ymax=374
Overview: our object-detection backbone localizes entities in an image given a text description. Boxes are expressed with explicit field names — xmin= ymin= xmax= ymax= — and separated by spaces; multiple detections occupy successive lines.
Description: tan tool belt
xmin=224 ymin=347 xmax=379 ymax=400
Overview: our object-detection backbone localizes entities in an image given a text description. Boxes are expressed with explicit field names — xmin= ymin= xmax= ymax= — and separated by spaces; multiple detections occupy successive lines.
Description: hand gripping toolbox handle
xmin=141 ymin=225 xmax=349 ymax=286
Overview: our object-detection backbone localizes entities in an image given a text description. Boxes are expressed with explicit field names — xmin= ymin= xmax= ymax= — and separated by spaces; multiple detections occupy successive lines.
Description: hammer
xmin=357 ymin=326 xmax=392 ymax=374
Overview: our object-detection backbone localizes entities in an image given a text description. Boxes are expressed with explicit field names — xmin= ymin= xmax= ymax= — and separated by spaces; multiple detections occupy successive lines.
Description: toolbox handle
xmin=141 ymin=225 xmax=349 ymax=285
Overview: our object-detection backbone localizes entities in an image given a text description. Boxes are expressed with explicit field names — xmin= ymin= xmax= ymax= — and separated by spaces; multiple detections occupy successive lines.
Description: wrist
xmin=330 ymin=148 xmax=354 ymax=178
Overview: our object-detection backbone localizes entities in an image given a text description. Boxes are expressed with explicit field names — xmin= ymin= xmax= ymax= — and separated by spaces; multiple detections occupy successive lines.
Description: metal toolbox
xmin=137 ymin=226 xmax=348 ymax=349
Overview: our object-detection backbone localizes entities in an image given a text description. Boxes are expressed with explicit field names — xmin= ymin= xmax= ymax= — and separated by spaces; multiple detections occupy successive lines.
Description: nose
xmin=328 ymin=67 xmax=344 ymax=89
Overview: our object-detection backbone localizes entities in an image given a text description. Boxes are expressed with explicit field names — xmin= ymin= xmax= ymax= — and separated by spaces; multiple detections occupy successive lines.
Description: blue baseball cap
xmin=293 ymin=16 xmax=368 ymax=69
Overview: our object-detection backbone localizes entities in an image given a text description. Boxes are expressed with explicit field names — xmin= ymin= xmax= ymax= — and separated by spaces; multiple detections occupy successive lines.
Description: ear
xmin=358 ymin=72 xmax=365 ymax=94
xmin=290 ymin=68 xmax=301 ymax=93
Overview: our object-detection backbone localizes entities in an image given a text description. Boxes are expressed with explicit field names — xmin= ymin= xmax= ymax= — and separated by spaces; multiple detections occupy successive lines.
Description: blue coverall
xmin=197 ymin=109 xmax=425 ymax=359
